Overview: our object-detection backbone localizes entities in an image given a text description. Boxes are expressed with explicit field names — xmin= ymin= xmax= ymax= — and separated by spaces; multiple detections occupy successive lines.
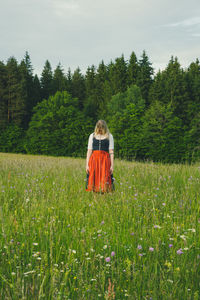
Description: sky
xmin=1 ymin=0 xmax=200 ymax=77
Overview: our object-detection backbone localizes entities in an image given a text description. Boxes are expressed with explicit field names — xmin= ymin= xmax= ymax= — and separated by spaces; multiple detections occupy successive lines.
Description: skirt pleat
xmin=86 ymin=150 xmax=112 ymax=192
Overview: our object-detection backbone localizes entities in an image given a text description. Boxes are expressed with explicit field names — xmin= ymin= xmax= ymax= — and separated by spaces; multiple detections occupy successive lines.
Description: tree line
xmin=0 ymin=51 xmax=199 ymax=163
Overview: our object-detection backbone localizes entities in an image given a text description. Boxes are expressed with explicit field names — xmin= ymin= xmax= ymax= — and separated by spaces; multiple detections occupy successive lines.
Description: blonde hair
xmin=94 ymin=120 xmax=109 ymax=138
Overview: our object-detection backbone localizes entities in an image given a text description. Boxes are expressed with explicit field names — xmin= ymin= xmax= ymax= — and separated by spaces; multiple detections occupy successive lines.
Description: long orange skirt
xmin=86 ymin=150 xmax=112 ymax=193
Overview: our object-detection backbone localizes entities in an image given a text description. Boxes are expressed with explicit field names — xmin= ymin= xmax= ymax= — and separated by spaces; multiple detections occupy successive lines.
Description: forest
xmin=0 ymin=51 xmax=199 ymax=163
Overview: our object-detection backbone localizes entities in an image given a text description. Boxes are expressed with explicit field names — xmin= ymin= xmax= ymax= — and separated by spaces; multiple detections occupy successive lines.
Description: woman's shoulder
xmin=109 ymin=133 xmax=113 ymax=139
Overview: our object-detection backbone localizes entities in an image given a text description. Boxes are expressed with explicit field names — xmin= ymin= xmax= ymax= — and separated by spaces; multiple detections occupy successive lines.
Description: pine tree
xmin=137 ymin=50 xmax=154 ymax=105
xmin=71 ymin=67 xmax=86 ymax=109
xmin=95 ymin=61 xmax=109 ymax=118
xmin=108 ymin=55 xmax=127 ymax=95
xmin=52 ymin=63 xmax=67 ymax=93
xmin=148 ymin=70 xmax=165 ymax=104
xmin=6 ymin=57 xmax=26 ymax=126
xmin=185 ymin=59 xmax=200 ymax=121
xmin=127 ymin=51 xmax=139 ymax=86
xmin=84 ymin=65 xmax=98 ymax=120
xmin=85 ymin=65 xmax=96 ymax=98
xmin=66 ymin=68 xmax=73 ymax=95
xmin=0 ymin=61 xmax=8 ymax=129
xmin=40 ymin=60 xmax=53 ymax=100
xmin=163 ymin=56 xmax=189 ymax=123
xmin=32 ymin=75 xmax=42 ymax=107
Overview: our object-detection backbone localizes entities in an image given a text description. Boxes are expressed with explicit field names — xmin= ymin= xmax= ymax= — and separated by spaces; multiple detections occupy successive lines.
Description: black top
xmin=93 ymin=137 xmax=109 ymax=152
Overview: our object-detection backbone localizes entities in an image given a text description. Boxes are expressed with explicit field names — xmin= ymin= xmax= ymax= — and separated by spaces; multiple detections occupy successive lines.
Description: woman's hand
xmin=110 ymin=166 xmax=113 ymax=174
xmin=86 ymin=165 xmax=90 ymax=174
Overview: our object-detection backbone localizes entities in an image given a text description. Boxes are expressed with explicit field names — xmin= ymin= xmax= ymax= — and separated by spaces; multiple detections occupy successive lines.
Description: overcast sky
xmin=1 ymin=0 xmax=200 ymax=76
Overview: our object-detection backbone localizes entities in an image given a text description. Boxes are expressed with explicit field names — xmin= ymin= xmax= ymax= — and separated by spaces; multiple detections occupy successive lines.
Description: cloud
xmin=165 ymin=17 xmax=200 ymax=27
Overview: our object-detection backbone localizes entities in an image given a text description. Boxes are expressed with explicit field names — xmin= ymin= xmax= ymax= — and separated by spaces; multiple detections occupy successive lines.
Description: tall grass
xmin=0 ymin=153 xmax=199 ymax=299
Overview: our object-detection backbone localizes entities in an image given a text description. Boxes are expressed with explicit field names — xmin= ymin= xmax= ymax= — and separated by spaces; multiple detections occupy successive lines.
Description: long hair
xmin=94 ymin=120 xmax=109 ymax=138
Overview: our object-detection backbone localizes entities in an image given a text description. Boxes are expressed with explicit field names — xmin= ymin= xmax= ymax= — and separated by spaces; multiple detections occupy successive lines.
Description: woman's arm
xmin=86 ymin=149 xmax=93 ymax=173
xmin=109 ymin=149 xmax=114 ymax=174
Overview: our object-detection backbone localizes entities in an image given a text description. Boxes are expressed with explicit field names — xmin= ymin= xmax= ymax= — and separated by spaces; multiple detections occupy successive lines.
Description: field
xmin=0 ymin=153 xmax=200 ymax=299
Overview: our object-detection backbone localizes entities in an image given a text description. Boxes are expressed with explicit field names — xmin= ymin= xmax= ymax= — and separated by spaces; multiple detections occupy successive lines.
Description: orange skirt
xmin=86 ymin=150 xmax=112 ymax=193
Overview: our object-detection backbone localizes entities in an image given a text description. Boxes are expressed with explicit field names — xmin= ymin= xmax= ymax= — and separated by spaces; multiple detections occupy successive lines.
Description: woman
xmin=86 ymin=120 xmax=114 ymax=193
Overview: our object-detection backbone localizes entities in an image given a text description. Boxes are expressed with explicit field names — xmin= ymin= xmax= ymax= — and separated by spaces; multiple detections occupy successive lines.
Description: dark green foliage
xmin=6 ymin=57 xmax=27 ymax=127
xmin=127 ymin=51 xmax=139 ymax=87
xmin=25 ymin=91 xmax=93 ymax=157
xmin=107 ymin=85 xmax=145 ymax=159
xmin=52 ymin=63 xmax=68 ymax=93
xmin=137 ymin=50 xmax=154 ymax=105
xmin=40 ymin=60 xmax=54 ymax=101
xmin=0 ymin=61 xmax=8 ymax=130
xmin=0 ymin=123 xmax=25 ymax=153
xmin=108 ymin=55 xmax=128 ymax=95
xmin=140 ymin=101 xmax=185 ymax=163
xmin=71 ymin=67 xmax=86 ymax=110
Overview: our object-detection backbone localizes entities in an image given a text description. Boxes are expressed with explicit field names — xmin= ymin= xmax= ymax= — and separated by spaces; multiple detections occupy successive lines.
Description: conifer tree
xmin=108 ymin=55 xmax=127 ymax=95
xmin=163 ymin=56 xmax=189 ymax=123
xmin=127 ymin=51 xmax=139 ymax=86
xmin=85 ymin=65 xmax=96 ymax=98
xmin=185 ymin=59 xmax=200 ymax=121
xmin=32 ymin=74 xmax=42 ymax=107
xmin=0 ymin=61 xmax=8 ymax=129
xmin=137 ymin=50 xmax=154 ymax=105
xmin=66 ymin=68 xmax=73 ymax=95
xmin=6 ymin=57 xmax=26 ymax=126
xmin=52 ymin=63 xmax=67 ymax=93
xmin=71 ymin=67 xmax=86 ymax=109
xmin=95 ymin=61 xmax=109 ymax=118
xmin=40 ymin=60 xmax=53 ymax=100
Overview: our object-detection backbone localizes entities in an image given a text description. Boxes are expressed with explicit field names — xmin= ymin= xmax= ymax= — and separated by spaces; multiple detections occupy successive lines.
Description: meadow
xmin=0 ymin=152 xmax=199 ymax=299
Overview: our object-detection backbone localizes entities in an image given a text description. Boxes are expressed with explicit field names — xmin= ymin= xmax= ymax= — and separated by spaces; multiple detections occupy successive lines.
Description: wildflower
xmin=105 ymin=257 xmax=111 ymax=262
xmin=188 ymin=228 xmax=196 ymax=233
xmin=33 ymin=243 xmax=38 ymax=246
xmin=177 ymin=249 xmax=183 ymax=255
xmin=180 ymin=235 xmax=187 ymax=241
xmin=154 ymin=225 xmax=161 ymax=229
xmin=103 ymin=245 xmax=107 ymax=249
xmin=139 ymin=253 xmax=143 ymax=257
xmin=162 ymin=202 xmax=166 ymax=206
xmin=130 ymin=232 xmax=134 ymax=236
xmin=101 ymin=221 xmax=105 ymax=225
xmin=137 ymin=245 xmax=142 ymax=250
xmin=111 ymin=251 xmax=115 ymax=257
xmin=149 ymin=247 xmax=154 ymax=252
xmin=72 ymin=250 xmax=76 ymax=254
xmin=164 ymin=261 xmax=172 ymax=268
xmin=169 ymin=244 xmax=173 ymax=248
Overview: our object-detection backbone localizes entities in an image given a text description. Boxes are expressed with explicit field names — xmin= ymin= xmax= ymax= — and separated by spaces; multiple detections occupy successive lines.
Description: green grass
xmin=0 ymin=152 xmax=200 ymax=299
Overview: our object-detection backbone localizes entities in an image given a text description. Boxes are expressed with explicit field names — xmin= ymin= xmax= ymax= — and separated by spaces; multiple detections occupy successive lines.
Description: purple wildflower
xmin=177 ymin=249 xmax=183 ymax=255
xmin=111 ymin=251 xmax=115 ymax=257
xmin=169 ymin=244 xmax=173 ymax=248
xmin=105 ymin=257 xmax=111 ymax=262
xmin=137 ymin=245 xmax=142 ymax=250
xmin=149 ymin=247 xmax=154 ymax=252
